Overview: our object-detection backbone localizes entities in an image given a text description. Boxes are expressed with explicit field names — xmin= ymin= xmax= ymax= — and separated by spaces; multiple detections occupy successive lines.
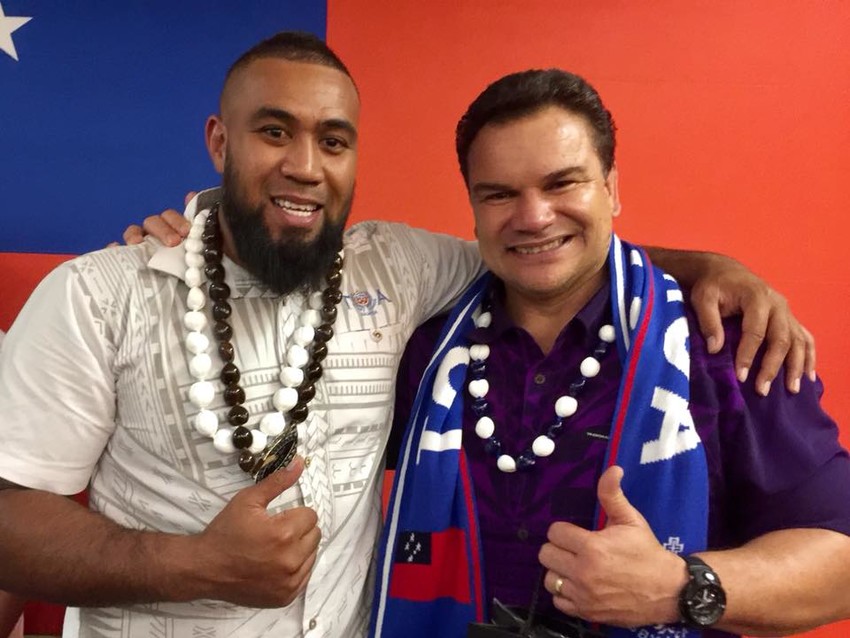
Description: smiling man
xmin=376 ymin=69 xmax=850 ymax=638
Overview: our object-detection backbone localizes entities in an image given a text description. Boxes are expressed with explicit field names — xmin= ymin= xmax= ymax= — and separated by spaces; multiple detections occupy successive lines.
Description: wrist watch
xmin=678 ymin=555 xmax=727 ymax=628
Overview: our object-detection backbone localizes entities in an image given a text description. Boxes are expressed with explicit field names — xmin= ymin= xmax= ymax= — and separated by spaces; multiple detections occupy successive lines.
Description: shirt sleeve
xmin=693 ymin=314 xmax=850 ymax=544
xmin=0 ymin=260 xmax=118 ymax=494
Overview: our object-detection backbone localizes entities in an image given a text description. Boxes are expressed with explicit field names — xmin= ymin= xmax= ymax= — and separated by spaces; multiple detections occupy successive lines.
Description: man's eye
xmin=321 ymin=137 xmax=349 ymax=152
xmin=483 ymin=192 xmax=511 ymax=202
xmin=261 ymin=126 xmax=286 ymax=139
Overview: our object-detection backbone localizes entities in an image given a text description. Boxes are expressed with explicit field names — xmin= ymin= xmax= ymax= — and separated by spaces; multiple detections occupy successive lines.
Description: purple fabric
xmin=390 ymin=283 xmax=850 ymax=637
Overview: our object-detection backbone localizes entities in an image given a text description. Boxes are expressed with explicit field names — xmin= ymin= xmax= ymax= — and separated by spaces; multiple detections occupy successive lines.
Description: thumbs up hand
xmin=190 ymin=457 xmax=322 ymax=607
xmin=538 ymin=466 xmax=687 ymax=627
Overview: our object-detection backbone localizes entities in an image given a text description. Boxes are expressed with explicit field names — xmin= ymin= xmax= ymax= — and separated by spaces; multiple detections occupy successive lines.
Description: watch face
xmin=685 ymin=583 xmax=727 ymax=626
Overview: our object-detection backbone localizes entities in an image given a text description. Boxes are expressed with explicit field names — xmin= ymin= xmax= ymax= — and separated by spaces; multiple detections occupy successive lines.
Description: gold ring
xmin=554 ymin=576 xmax=564 ymax=596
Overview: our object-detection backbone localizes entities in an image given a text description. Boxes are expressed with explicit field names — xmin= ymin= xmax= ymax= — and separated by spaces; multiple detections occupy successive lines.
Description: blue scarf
xmin=371 ymin=235 xmax=708 ymax=638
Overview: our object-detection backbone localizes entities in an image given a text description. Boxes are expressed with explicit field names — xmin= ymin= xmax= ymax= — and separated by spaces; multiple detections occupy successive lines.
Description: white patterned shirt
xmin=0 ymin=198 xmax=481 ymax=637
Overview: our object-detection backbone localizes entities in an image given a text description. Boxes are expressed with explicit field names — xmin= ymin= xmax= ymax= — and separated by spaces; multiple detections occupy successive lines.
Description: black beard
xmin=220 ymin=162 xmax=350 ymax=296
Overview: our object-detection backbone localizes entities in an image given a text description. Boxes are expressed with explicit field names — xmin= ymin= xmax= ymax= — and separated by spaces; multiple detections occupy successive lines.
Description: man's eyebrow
xmin=544 ymin=166 xmax=588 ymax=182
xmin=470 ymin=181 xmax=515 ymax=197
xmin=249 ymin=108 xmax=358 ymax=141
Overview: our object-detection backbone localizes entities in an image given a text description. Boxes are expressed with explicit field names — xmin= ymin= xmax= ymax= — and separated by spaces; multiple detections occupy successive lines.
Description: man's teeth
xmin=514 ymin=237 xmax=565 ymax=255
xmin=273 ymin=198 xmax=320 ymax=216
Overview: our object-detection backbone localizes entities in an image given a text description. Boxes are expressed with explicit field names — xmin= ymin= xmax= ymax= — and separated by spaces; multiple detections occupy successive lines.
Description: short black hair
xmin=455 ymin=69 xmax=616 ymax=184
xmin=222 ymin=31 xmax=356 ymax=105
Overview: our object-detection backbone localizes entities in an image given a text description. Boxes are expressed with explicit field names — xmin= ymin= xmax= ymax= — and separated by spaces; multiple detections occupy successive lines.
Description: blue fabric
xmin=371 ymin=236 xmax=708 ymax=638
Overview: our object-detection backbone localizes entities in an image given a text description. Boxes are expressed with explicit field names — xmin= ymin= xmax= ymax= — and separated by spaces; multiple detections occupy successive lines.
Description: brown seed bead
xmin=203 ymin=246 xmax=222 ymax=264
xmin=238 ymin=450 xmax=256 ymax=473
xmin=201 ymin=227 xmax=218 ymax=243
xmin=326 ymin=269 xmax=342 ymax=288
xmin=332 ymin=254 xmax=343 ymax=269
xmin=213 ymin=320 xmax=233 ymax=342
xmin=221 ymin=362 xmax=240 ymax=385
xmin=322 ymin=288 xmax=343 ymax=306
xmin=204 ymin=263 xmax=225 ymax=283
xmin=231 ymin=425 xmax=252 ymax=448
xmin=305 ymin=362 xmax=323 ymax=382
xmin=289 ymin=403 xmax=309 ymax=424
xmin=320 ymin=305 xmax=337 ymax=323
xmin=223 ymin=385 xmax=245 ymax=406
xmin=218 ymin=341 xmax=235 ymax=362
xmin=208 ymin=282 xmax=231 ymax=301
xmin=212 ymin=302 xmax=232 ymax=321
xmin=298 ymin=384 xmax=316 ymax=404
xmin=228 ymin=405 xmax=249 ymax=426
xmin=314 ymin=324 xmax=334 ymax=343
xmin=312 ymin=343 xmax=328 ymax=363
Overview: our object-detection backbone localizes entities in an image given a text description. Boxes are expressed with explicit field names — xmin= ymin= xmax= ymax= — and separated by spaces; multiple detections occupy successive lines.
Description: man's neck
xmin=503 ymin=269 xmax=607 ymax=355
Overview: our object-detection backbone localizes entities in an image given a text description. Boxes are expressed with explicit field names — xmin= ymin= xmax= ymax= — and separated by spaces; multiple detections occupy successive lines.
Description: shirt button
xmin=308 ymin=617 xmax=318 ymax=630
xmin=517 ymin=526 xmax=529 ymax=541
xmin=371 ymin=329 xmax=383 ymax=342
xmin=304 ymin=456 xmax=312 ymax=468
xmin=533 ymin=373 xmax=546 ymax=385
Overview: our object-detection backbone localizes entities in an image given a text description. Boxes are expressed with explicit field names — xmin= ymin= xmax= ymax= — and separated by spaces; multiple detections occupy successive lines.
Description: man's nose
xmin=512 ymin=192 xmax=554 ymax=232
xmin=281 ymin=135 xmax=321 ymax=184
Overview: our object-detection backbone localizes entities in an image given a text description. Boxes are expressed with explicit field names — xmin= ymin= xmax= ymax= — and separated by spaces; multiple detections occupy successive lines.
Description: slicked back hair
xmin=456 ymin=69 xmax=616 ymax=184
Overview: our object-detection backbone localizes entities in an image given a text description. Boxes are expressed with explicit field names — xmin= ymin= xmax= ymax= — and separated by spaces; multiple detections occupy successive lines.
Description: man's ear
xmin=606 ymin=164 xmax=622 ymax=218
xmin=205 ymin=115 xmax=227 ymax=174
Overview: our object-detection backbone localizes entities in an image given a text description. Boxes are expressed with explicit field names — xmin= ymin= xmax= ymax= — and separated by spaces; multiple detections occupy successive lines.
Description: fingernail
xmin=707 ymin=336 xmax=718 ymax=352
xmin=737 ymin=366 xmax=749 ymax=383
xmin=168 ymin=234 xmax=180 ymax=247
xmin=808 ymin=370 xmax=817 ymax=382
xmin=790 ymin=378 xmax=800 ymax=394
xmin=759 ymin=380 xmax=771 ymax=396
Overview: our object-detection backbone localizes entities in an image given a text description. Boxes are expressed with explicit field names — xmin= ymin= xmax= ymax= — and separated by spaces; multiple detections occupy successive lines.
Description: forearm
xmin=0 ymin=487 xmax=212 ymax=607
xmin=643 ymin=245 xmax=734 ymax=289
xmin=0 ymin=590 xmax=25 ymax=637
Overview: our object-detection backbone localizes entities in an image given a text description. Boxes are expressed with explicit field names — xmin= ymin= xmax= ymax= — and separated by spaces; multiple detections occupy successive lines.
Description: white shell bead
xmin=189 ymin=353 xmax=213 ymax=379
xmin=188 ymin=223 xmax=204 ymax=239
xmin=273 ymin=387 xmax=299 ymax=412
xmin=468 ymin=379 xmax=489 ymax=399
xmin=475 ymin=416 xmax=495 ymax=439
xmin=286 ymin=344 xmax=309 ymax=368
xmin=184 ymin=238 xmax=204 ymax=255
xmin=532 ymin=435 xmax=555 ymax=457
xmin=185 ymin=331 xmax=210 ymax=355
xmin=260 ymin=412 xmax=286 ymax=437
xmin=185 ymin=251 xmax=205 ymax=269
xmin=301 ymin=309 xmax=322 ymax=328
xmin=189 ymin=381 xmax=215 ymax=408
xmin=555 ymin=395 xmax=578 ymax=418
xmin=185 ymin=267 xmax=202 ymax=288
xmin=184 ymin=311 xmax=207 ymax=332
xmin=213 ymin=427 xmax=236 ymax=454
xmin=475 ymin=311 xmax=492 ymax=329
xmin=469 ymin=344 xmax=491 ymax=361
xmin=580 ymin=356 xmax=601 ymax=378
xmin=279 ymin=366 xmax=305 ymax=388
xmin=497 ymin=454 xmax=517 ymax=473
xmin=248 ymin=429 xmax=268 ymax=454
xmin=293 ymin=325 xmax=315 ymax=347
xmin=187 ymin=286 xmax=206 ymax=311
xmin=599 ymin=324 xmax=616 ymax=343
xmin=309 ymin=291 xmax=324 ymax=310
xmin=194 ymin=409 xmax=219 ymax=437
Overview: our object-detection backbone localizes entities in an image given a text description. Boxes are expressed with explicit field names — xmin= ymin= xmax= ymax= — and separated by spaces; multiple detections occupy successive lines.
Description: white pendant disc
xmin=189 ymin=381 xmax=215 ymax=408
xmin=468 ymin=379 xmax=489 ymax=399
xmin=475 ymin=416 xmax=495 ymax=439
xmin=213 ymin=427 xmax=236 ymax=454
xmin=273 ymin=387 xmax=299 ymax=412
xmin=555 ymin=396 xmax=578 ymax=418
xmin=532 ymin=435 xmax=555 ymax=457
xmin=599 ymin=324 xmax=616 ymax=343
xmin=194 ymin=409 xmax=219 ymax=437
xmin=580 ymin=356 xmax=601 ymax=378
xmin=496 ymin=454 xmax=517 ymax=473
xmin=469 ymin=344 xmax=491 ymax=361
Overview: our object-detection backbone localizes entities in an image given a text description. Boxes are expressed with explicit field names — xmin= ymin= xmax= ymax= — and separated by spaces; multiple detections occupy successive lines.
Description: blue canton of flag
xmin=0 ymin=1 xmax=326 ymax=254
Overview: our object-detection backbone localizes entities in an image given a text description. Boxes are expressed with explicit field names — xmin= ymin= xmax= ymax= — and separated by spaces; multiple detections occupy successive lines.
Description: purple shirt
xmin=390 ymin=282 xmax=850 ymax=637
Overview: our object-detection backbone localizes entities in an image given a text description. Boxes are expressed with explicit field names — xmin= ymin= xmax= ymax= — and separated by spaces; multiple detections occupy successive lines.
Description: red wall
xmin=329 ymin=2 xmax=850 ymax=636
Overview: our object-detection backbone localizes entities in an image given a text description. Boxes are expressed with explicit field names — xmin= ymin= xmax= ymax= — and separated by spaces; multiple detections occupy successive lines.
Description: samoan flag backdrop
xmin=0 ymin=1 xmax=326 ymax=254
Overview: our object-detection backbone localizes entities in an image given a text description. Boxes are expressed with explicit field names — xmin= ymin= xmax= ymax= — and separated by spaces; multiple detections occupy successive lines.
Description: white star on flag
xmin=0 ymin=2 xmax=32 ymax=62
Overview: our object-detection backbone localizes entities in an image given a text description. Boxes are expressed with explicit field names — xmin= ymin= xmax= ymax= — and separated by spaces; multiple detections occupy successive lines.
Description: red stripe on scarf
xmin=596 ymin=252 xmax=656 ymax=530
xmin=460 ymin=451 xmax=486 ymax=621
